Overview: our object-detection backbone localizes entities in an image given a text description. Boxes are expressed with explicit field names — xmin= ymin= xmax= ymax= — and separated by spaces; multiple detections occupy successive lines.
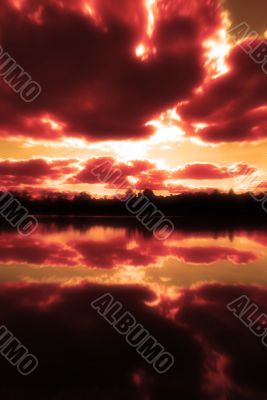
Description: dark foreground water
xmin=0 ymin=219 xmax=267 ymax=399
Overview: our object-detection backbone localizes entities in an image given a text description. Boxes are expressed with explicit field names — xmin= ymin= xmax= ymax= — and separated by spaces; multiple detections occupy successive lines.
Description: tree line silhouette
xmin=1 ymin=189 xmax=267 ymax=219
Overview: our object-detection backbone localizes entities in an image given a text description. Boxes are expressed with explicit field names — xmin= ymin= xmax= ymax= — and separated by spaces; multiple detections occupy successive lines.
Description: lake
xmin=0 ymin=219 xmax=266 ymax=399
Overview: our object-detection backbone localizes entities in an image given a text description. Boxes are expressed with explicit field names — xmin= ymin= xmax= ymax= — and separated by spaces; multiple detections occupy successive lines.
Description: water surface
xmin=0 ymin=220 xmax=267 ymax=400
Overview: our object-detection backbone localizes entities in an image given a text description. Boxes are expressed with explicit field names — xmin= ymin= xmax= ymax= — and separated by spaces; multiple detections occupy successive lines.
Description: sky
xmin=1 ymin=0 xmax=267 ymax=196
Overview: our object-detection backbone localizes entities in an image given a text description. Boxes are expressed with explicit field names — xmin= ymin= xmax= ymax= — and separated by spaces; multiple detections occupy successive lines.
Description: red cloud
xmin=0 ymin=230 xmax=259 ymax=269
xmin=0 ymin=235 xmax=79 ymax=266
xmin=69 ymin=157 xmax=155 ymax=185
xmin=179 ymin=39 xmax=267 ymax=143
xmin=70 ymin=237 xmax=156 ymax=269
xmin=70 ymin=157 xmax=257 ymax=191
xmin=256 ymin=181 xmax=267 ymax=190
xmin=0 ymin=157 xmax=258 ymax=191
xmin=172 ymin=162 xmax=257 ymax=180
xmin=0 ymin=0 xmax=222 ymax=141
xmin=172 ymin=246 xmax=259 ymax=264
xmin=0 ymin=158 xmax=78 ymax=187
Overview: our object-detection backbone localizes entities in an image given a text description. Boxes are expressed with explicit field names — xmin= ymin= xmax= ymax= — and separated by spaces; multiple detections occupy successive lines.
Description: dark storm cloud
xmin=179 ymin=40 xmax=267 ymax=143
xmin=0 ymin=0 xmax=221 ymax=141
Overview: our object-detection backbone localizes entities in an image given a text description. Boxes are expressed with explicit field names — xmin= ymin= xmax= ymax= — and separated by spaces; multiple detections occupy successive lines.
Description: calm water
xmin=1 ymin=219 xmax=267 ymax=399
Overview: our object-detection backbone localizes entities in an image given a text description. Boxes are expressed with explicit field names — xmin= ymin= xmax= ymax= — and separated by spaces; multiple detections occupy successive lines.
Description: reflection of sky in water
xmin=0 ymin=222 xmax=266 ymax=296
xmin=1 ymin=221 xmax=267 ymax=399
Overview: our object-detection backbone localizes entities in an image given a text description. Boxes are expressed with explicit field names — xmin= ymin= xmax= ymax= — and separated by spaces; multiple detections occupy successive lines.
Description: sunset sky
xmin=1 ymin=0 xmax=267 ymax=196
